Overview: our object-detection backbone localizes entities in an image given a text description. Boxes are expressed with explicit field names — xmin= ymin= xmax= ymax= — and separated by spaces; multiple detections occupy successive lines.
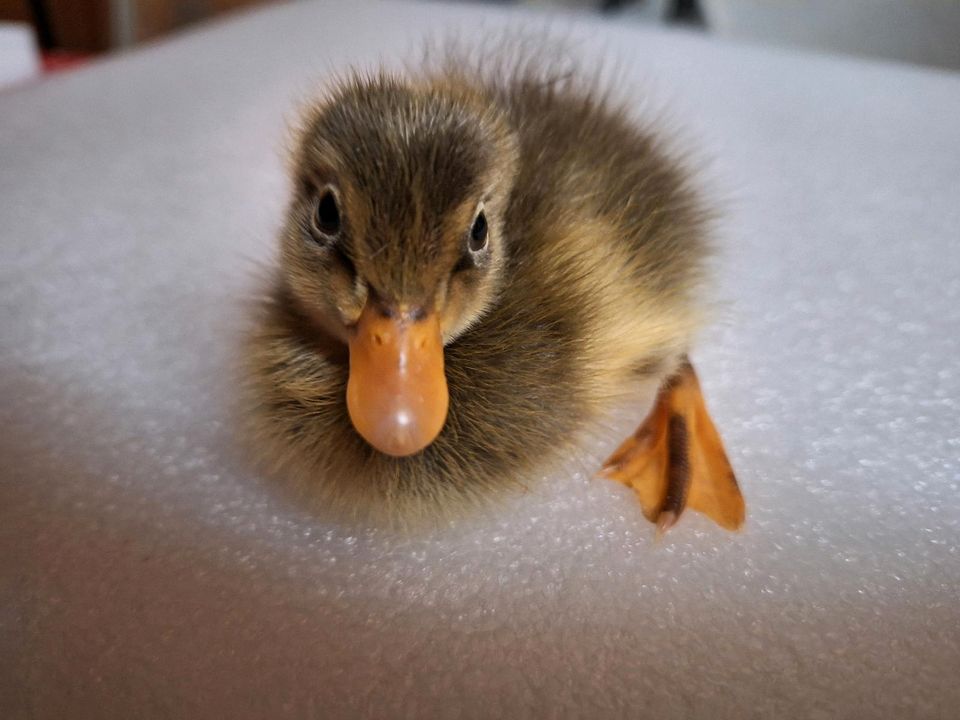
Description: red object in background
xmin=42 ymin=51 xmax=90 ymax=73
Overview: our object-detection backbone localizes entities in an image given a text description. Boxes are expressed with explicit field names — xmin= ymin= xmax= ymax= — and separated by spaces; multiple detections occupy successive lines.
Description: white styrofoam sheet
xmin=2 ymin=2 xmax=958 ymax=718
xmin=0 ymin=22 xmax=40 ymax=91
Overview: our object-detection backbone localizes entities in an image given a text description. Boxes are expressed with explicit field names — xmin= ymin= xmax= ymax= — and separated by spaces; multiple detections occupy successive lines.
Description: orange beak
xmin=346 ymin=303 xmax=449 ymax=457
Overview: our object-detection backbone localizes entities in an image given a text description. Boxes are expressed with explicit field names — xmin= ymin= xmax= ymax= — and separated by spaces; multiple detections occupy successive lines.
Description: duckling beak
xmin=346 ymin=303 xmax=449 ymax=457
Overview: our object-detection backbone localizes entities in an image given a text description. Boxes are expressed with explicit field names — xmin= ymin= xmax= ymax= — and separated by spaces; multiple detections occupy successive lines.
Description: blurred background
xmin=2 ymin=0 xmax=960 ymax=91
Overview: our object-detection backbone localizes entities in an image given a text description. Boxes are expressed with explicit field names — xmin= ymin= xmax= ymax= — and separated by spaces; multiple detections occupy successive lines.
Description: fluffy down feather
xmin=243 ymin=47 xmax=712 ymax=524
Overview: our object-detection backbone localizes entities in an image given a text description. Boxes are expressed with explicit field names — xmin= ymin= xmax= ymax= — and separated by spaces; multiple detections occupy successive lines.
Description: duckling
xmin=244 ymin=53 xmax=745 ymax=533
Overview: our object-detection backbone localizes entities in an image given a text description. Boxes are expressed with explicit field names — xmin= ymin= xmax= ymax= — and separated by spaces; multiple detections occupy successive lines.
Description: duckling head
xmin=280 ymin=74 xmax=518 ymax=458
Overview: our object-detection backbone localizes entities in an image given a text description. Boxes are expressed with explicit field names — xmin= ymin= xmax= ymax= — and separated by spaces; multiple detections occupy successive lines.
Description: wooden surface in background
xmin=0 ymin=0 xmax=32 ymax=23
xmin=0 ymin=0 xmax=276 ymax=52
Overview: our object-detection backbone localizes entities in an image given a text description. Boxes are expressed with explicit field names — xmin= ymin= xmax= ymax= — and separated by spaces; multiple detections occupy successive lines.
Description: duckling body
xmin=246 ymin=57 xmax=744 ymax=530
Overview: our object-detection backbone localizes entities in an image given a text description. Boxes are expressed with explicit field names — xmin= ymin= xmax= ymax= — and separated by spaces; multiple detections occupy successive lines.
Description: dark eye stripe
xmin=334 ymin=243 xmax=356 ymax=277
xmin=453 ymin=252 xmax=478 ymax=274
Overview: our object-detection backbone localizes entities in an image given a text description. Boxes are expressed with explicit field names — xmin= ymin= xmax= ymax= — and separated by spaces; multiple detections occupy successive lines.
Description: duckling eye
xmin=313 ymin=190 xmax=341 ymax=238
xmin=468 ymin=210 xmax=488 ymax=252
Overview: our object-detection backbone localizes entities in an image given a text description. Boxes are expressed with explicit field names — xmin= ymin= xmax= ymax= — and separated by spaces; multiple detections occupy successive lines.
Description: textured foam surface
xmin=0 ymin=23 xmax=39 ymax=91
xmin=2 ymin=2 xmax=959 ymax=718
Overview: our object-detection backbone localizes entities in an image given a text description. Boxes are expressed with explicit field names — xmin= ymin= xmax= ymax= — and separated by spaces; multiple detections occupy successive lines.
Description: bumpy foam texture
xmin=2 ymin=2 xmax=959 ymax=718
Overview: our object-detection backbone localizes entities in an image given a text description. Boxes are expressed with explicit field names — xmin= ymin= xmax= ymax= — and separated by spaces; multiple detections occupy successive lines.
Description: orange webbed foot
xmin=599 ymin=358 xmax=745 ymax=534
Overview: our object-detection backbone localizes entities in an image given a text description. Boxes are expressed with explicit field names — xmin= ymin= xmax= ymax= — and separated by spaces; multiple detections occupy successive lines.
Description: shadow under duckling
xmin=244 ymin=50 xmax=745 ymax=533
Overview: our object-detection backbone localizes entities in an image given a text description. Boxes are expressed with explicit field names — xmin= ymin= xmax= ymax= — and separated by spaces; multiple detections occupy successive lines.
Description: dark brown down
xmin=244 ymin=56 xmax=710 ymax=523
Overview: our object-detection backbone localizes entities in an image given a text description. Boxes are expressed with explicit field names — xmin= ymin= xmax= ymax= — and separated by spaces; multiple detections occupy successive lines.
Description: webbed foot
xmin=599 ymin=358 xmax=745 ymax=534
